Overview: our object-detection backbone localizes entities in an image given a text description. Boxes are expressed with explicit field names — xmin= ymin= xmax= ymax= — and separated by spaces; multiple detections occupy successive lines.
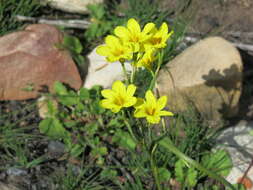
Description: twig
xmin=15 ymin=15 xmax=253 ymax=52
xmin=239 ymin=158 xmax=253 ymax=185
xmin=184 ymin=36 xmax=253 ymax=52
xmin=15 ymin=15 xmax=91 ymax=29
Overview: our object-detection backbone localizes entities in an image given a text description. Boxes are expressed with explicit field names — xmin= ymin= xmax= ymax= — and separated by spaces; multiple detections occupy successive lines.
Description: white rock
xmin=217 ymin=120 xmax=253 ymax=189
xmin=43 ymin=0 xmax=103 ymax=14
xmin=83 ymin=47 xmax=132 ymax=89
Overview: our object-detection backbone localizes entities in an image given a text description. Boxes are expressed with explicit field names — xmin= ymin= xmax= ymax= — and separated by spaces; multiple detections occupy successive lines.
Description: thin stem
xmin=150 ymin=144 xmax=162 ymax=190
xmin=122 ymin=111 xmax=137 ymax=142
xmin=149 ymin=50 xmax=164 ymax=91
xmin=130 ymin=65 xmax=136 ymax=84
xmin=121 ymin=62 xmax=129 ymax=85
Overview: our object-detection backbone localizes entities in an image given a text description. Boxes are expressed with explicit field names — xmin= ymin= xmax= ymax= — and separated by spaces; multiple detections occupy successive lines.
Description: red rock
xmin=0 ymin=24 xmax=82 ymax=100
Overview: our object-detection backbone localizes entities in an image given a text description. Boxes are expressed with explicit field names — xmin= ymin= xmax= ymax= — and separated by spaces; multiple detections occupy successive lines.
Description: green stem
xmin=149 ymin=50 xmax=164 ymax=91
xmin=158 ymin=137 xmax=236 ymax=190
xmin=130 ymin=65 xmax=136 ymax=84
xmin=150 ymin=144 xmax=162 ymax=190
xmin=122 ymin=111 xmax=137 ymax=142
xmin=121 ymin=62 xmax=129 ymax=85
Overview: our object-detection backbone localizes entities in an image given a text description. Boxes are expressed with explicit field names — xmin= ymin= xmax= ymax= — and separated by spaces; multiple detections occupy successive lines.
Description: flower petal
xmin=159 ymin=110 xmax=174 ymax=116
xmin=96 ymin=46 xmax=110 ymax=56
xmin=159 ymin=23 xmax=168 ymax=34
xmin=114 ymin=26 xmax=129 ymax=39
xmin=112 ymin=80 xmax=126 ymax=94
xmin=145 ymin=90 xmax=156 ymax=105
xmin=105 ymin=35 xmax=120 ymax=47
xmin=134 ymin=108 xmax=147 ymax=118
xmin=126 ymin=84 xmax=137 ymax=96
xmin=147 ymin=115 xmax=160 ymax=124
xmin=134 ymin=98 xmax=144 ymax=108
xmin=157 ymin=96 xmax=167 ymax=110
xmin=101 ymin=89 xmax=115 ymax=99
xmin=100 ymin=99 xmax=113 ymax=109
xmin=127 ymin=18 xmax=141 ymax=33
xmin=143 ymin=22 xmax=156 ymax=34
xmin=124 ymin=97 xmax=137 ymax=107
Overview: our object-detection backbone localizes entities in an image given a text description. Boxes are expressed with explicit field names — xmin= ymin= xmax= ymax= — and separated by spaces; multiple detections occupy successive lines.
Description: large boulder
xmin=83 ymin=47 xmax=132 ymax=89
xmin=0 ymin=24 xmax=82 ymax=100
xmin=42 ymin=0 xmax=104 ymax=14
xmin=157 ymin=37 xmax=243 ymax=121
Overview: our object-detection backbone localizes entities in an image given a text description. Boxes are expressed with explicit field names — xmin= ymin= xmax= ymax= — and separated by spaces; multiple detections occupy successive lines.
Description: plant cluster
xmin=37 ymin=18 xmax=246 ymax=190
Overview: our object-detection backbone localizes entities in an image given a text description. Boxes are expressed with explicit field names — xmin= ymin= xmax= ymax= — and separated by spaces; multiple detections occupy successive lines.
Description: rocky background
xmin=0 ymin=0 xmax=253 ymax=189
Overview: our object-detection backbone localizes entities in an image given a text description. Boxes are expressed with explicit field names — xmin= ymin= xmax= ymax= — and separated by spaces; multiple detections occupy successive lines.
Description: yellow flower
xmin=100 ymin=80 xmax=137 ymax=113
xmin=114 ymin=18 xmax=155 ymax=52
xmin=134 ymin=90 xmax=173 ymax=124
xmin=96 ymin=35 xmax=133 ymax=63
xmin=144 ymin=22 xmax=173 ymax=50
xmin=135 ymin=49 xmax=156 ymax=70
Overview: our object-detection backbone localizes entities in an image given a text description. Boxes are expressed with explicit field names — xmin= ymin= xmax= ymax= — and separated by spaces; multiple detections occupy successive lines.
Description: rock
xmin=0 ymin=182 xmax=20 ymax=190
xmin=83 ymin=47 xmax=132 ymax=89
xmin=216 ymin=120 xmax=253 ymax=189
xmin=43 ymin=0 xmax=104 ymax=14
xmin=0 ymin=24 xmax=82 ymax=100
xmin=47 ymin=140 xmax=65 ymax=158
xmin=157 ymin=37 xmax=243 ymax=121
xmin=6 ymin=168 xmax=28 ymax=176
xmin=37 ymin=96 xmax=58 ymax=119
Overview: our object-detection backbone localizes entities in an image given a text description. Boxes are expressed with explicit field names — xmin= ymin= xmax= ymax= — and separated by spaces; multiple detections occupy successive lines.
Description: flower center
xmin=113 ymin=49 xmax=124 ymax=57
xmin=150 ymin=37 xmax=162 ymax=45
xmin=146 ymin=107 xmax=156 ymax=116
xmin=130 ymin=35 xmax=139 ymax=43
xmin=114 ymin=96 xmax=125 ymax=106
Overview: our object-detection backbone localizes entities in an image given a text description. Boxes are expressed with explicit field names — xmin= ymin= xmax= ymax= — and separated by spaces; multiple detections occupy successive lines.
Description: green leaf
xmin=175 ymin=159 xmax=185 ymax=183
xmin=85 ymin=122 xmax=99 ymax=135
xmin=90 ymin=100 xmax=105 ymax=114
xmin=201 ymin=149 xmax=232 ymax=177
xmin=186 ymin=167 xmax=198 ymax=187
xmin=73 ymin=54 xmax=85 ymax=66
xmin=64 ymin=121 xmax=77 ymax=128
xmin=107 ymin=118 xmax=124 ymax=128
xmin=79 ymin=88 xmax=90 ymax=100
xmin=157 ymin=168 xmax=171 ymax=182
xmin=69 ymin=144 xmax=83 ymax=157
xmin=47 ymin=99 xmax=58 ymax=116
xmin=100 ymin=168 xmax=117 ymax=179
xmin=39 ymin=118 xmax=69 ymax=139
xmin=87 ymin=3 xmax=105 ymax=19
xmin=226 ymin=184 xmax=246 ymax=190
xmin=58 ymin=91 xmax=79 ymax=106
xmin=112 ymin=130 xmax=136 ymax=151
xmin=54 ymin=81 xmax=67 ymax=95
xmin=91 ymin=146 xmax=108 ymax=157
xmin=63 ymin=35 xmax=83 ymax=54
xmin=250 ymin=130 xmax=253 ymax=136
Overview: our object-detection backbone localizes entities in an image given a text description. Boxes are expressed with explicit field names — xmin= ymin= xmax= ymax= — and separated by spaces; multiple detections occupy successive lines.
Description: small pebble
xmin=48 ymin=141 xmax=65 ymax=158
xmin=7 ymin=167 xmax=27 ymax=176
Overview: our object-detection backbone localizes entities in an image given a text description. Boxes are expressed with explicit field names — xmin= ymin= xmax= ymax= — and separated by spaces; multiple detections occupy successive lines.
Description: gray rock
xmin=43 ymin=0 xmax=104 ymax=14
xmin=48 ymin=140 xmax=65 ymax=158
xmin=0 ymin=182 xmax=20 ymax=190
xmin=6 ymin=168 xmax=27 ymax=176
xmin=216 ymin=120 xmax=253 ymax=188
